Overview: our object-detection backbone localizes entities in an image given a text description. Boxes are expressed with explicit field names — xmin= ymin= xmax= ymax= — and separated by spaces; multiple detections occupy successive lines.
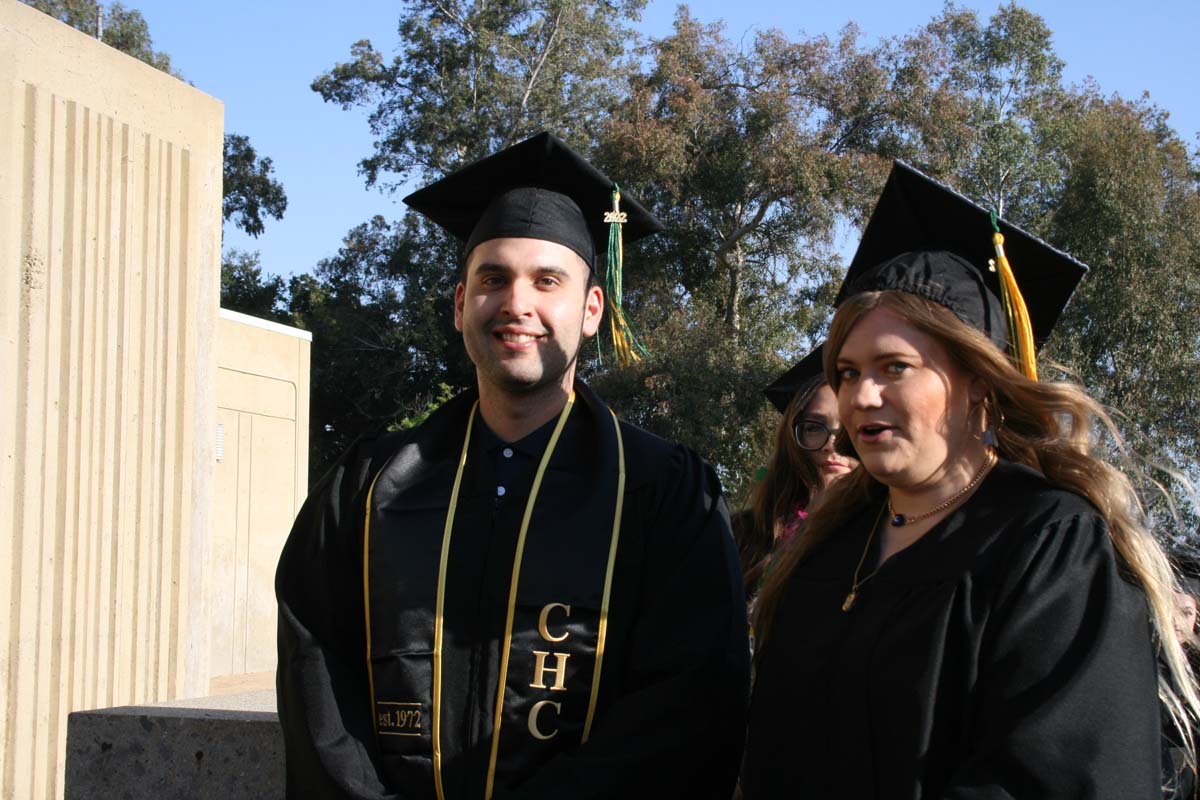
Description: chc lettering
xmin=527 ymin=603 xmax=571 ymax=740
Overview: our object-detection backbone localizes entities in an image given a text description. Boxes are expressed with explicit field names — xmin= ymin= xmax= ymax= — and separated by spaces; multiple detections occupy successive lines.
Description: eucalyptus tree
xmin=1045 ymin=92 xmax=1200 ymax=543
xmin=589 ymin=10 xmax=967 ymax=493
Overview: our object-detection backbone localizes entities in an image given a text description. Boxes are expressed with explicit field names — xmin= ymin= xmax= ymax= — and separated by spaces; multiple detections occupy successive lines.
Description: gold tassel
xmin=604 ymin=186 xmax=647 ymax=367
xmin=992 ymin=230 xmax=1038 ymax=381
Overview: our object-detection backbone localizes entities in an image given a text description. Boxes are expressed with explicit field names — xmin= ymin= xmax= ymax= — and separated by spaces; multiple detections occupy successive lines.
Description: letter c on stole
xmin=527 ymin=700 xmax=562 ymax=740
xmin=537 ymin=603 xmax=571 ymax=643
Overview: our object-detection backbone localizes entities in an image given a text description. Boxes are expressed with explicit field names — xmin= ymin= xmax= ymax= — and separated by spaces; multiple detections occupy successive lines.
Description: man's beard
xmin=471 ymin=325 xmax=584 ymax=396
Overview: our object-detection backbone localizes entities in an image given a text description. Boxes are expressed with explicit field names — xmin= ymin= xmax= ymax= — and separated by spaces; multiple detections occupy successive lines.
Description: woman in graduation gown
xmin=741 ymin=162 xmax=1200 ymax=798
xmin=738 ymin=344 xmax=856 ymax=600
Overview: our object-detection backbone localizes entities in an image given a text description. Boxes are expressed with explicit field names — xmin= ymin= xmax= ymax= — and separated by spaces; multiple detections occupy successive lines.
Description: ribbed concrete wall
xmin=0 ymin=3 xmax=224 ymax=798
xmin=213 ymin=309 xmax=311 ymax=686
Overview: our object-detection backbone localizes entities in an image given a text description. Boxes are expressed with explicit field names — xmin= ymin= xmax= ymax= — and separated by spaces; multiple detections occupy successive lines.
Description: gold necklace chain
xmin=843 ymin=450 xmax=998 ymax=612
xmin=887 ymin=449 xmax=997 ymax=527
xmin=842 ymin=503 xmax=887 ymax=612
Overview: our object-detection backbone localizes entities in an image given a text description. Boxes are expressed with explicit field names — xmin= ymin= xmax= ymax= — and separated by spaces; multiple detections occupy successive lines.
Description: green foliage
xmin=285 ymin=217 xmax=472 ymax=483
xmin=598 ymin=11 xmax=844 ymax=333
xmin=591 ymin=11 xmax=870 ymax=494
xmin=587 ymin=301 xmax=783 ymax=497
xmin=223 ymin=134 xmax=288 ymax=238
xmin=394 ymin=383 xmax=459 ymax=430
xmin=100 ymin=1 xmax=176 ymax=74
xmin=220 ymin=250 xmax=288 ymax=321
xmin=590 ymin=10 xmax=1007 ymax=496
xmin=1042 ymin=91 xmax=1200 ymax=543
xmin=915 ymin=3 xmax=1066 ymax=219
xmin=20 ymin=0 xmax=95 ymax=31
xmin=312 ymin=0 xmax=649 ymax=189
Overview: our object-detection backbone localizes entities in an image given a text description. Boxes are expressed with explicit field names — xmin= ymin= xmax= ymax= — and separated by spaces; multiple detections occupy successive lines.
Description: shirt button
xmin=502 ymin=447 xmax=514 ymax=458
xmin=497 ymin=486 xmax=507 ymax=497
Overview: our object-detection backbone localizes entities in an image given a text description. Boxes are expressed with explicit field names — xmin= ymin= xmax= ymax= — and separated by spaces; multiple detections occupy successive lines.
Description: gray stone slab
xmin=157 ymin=689 xmax=276 ymax=713
xmin=65 ymin=697 xmax=283 ymax=799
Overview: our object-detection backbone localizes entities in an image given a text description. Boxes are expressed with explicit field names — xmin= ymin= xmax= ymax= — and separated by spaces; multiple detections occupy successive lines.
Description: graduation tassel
xmin=604 ymin=185 xmax=648 ymax=367
xmin=989 ymin=211 xmax=1038 ymax=381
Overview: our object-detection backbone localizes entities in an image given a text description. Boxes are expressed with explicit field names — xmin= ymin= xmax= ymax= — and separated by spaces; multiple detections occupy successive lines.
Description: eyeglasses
xmin=793 ymin=419 xmax=839 ymax=451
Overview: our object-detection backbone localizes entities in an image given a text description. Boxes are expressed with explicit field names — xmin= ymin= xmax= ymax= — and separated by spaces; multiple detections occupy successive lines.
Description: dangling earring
xmin=972 ymin=399 xmax=989 ymax=442
xmin=981 ymin=394 xmax=1002 ymax=448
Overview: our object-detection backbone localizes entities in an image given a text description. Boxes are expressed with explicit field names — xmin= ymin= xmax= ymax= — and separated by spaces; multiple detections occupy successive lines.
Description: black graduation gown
xmin=1163 ymin=706 xmax=1197 ymax=800
xmin=276 ymin=381 xmax=750 ymax=799
xmin=742 ymin=459 xmax=1160 ymax=799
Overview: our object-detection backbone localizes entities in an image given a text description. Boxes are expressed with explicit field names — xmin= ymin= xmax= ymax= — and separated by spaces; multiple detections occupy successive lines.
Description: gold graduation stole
xmin=362 ymin=387 xmax=626 ymax=798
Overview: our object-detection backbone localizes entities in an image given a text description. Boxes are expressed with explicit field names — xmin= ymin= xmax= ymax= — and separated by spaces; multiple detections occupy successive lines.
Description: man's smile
xmin=493 ymin=326 xmax=548 ymax=349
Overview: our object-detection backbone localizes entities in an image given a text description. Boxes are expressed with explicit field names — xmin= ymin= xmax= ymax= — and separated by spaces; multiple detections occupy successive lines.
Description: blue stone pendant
xmin=891 ymin=514 xmax=906 ymax=526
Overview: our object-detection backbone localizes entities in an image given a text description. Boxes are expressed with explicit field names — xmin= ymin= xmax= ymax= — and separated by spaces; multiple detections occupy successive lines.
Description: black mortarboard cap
xmin=764 ymin=344 xmax=825 ymax=414
xmin=402 ymin=131 xmax=664 ymax=270
xmin=835 ymin=161 xmax=1087 ymax=350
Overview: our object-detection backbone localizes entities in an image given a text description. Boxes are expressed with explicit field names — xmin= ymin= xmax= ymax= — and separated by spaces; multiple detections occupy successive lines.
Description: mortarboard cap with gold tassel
xmin=402 ymin=131 xmax=663 ymax=367
xmin=834 ymin=161 xmax=1087 ymax=377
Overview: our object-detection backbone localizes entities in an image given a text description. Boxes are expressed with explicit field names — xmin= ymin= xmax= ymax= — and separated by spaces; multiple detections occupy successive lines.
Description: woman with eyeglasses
xmin=740 ymin=163 xmax=1196 ymax=798
xmin=738 ymin=344 xmax=858 ymax=601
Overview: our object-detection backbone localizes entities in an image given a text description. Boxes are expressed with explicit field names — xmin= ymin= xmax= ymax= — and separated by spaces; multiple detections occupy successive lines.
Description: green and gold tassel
xmin=604 ymin=185 xmax=648 ymax=366
xmin=989 ymin=211 xmax=1037 ymax=381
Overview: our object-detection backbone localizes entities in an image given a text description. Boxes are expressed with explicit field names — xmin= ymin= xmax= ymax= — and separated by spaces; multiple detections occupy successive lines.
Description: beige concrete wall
xmin=0 ymin=3 xmax=223 ymax=799
xmin=213 ymin=309 xmax=310 ymax=687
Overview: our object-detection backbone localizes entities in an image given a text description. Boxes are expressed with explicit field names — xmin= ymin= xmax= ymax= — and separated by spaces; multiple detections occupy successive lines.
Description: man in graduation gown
xmin=275 ymin=132 xmax=750 ymax=800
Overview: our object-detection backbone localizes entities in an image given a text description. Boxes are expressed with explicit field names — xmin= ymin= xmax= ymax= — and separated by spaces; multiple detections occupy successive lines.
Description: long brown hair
xmin=738 ymin=376 xmax=826 ymax=591
xmin=755 ymin=290 xmax=1200 ymax=743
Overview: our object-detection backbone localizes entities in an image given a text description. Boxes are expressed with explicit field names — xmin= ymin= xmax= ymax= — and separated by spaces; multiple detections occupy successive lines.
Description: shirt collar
xmin=476 ymin=408 xmax=564 ymax=460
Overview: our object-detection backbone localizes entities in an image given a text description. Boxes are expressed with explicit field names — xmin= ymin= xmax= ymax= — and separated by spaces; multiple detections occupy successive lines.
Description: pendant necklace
xmin=843 ymin=450 xmax=998 ymax=612
xmin=887 ymin=450 xmax=997 ymax=527
xmin=842 ymin=503 xmax=886 ymax=612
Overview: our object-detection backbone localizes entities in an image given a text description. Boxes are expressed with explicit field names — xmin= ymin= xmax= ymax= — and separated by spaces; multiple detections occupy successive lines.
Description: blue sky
xmin=123 ymin=0 xmax=1200 ymax=280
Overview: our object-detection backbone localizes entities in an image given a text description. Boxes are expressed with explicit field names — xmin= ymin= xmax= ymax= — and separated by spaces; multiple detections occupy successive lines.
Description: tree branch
xmin=432 ymin=0 xmax=475 ymax=37
xmin=506 ymin=7 xmax=564 ymax=145
xmin=714 ymin=192 xmax=779 ymax=261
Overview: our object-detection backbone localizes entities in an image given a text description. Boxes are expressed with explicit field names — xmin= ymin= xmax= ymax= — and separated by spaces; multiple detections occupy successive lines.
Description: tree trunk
xmin=723 ymin=245 xmax=743 ymax=338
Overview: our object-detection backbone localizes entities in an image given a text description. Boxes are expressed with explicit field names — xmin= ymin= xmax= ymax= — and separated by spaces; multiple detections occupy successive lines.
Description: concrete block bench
xmin=65 ymin=690 xmax=282 ymax=799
